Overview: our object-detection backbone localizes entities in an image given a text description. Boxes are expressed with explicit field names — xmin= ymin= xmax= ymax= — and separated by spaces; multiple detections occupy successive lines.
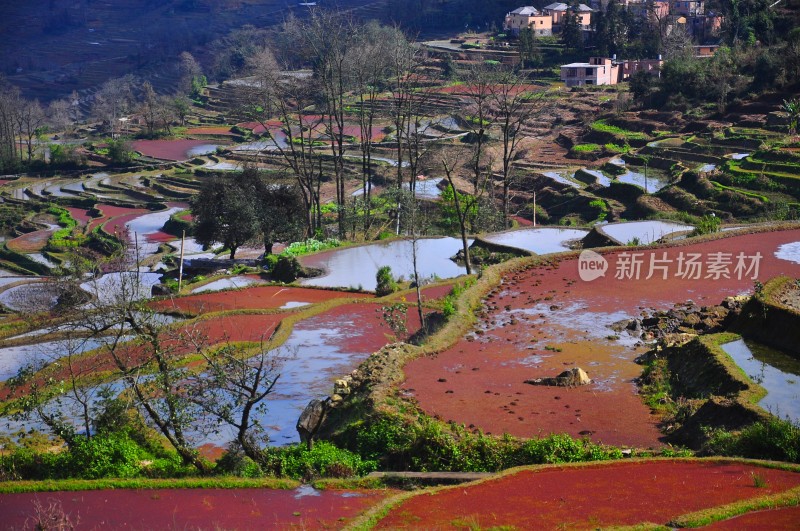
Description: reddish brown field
xmin=376 ymin=460 xmax=800 ymax=529
xmin=705 ymin=504 xmax=800 ymax=529
xmin=185 ymin=126 xmax=237 ymax=136
xmin=87 ymin=204 xmax=148 ymax=233
xmin=402 ymin=229 xmax=800 ymax=447
xmin=153 ymin=285 xmax=370 ymax=315
xmin=66 ymin=207 xmax=92 ymax=226
xmin=7 ymin=229 xmax=55 ymax=253
xmin=131 ymin=139 xmax=223 ymax=161
xmin=0 ymin=487 xmax=393 ymax=530
xmin=238 ymin=120 xmax=284 ymax=135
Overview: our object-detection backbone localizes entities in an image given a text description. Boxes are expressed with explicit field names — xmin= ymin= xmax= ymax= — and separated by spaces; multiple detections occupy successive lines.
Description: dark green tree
xmin=561 ymin=8 xmax=584 ymax=53
xmin=192 ymin=175 xmax=261 ymax=259
xmin=593 ymin=0 xmax=628 ymax=57
xmin=518 ymin=28 xmax=542 ymax=68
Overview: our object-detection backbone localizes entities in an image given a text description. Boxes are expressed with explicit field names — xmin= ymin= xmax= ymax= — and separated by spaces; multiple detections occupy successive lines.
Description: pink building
xmin=561 ymin=56 xmax=664 ymax=86
xmin=504 ymin=6 xmax=554 ymax=36
xmin=561 ymin=57 xmax=619 ymax=87
xmin=544 ymin=2 xmax=594 ymax=30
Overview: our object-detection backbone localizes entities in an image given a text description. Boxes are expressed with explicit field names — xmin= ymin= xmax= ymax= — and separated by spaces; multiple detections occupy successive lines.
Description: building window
xmin=585 ymin=68 xmax=593 ymax=75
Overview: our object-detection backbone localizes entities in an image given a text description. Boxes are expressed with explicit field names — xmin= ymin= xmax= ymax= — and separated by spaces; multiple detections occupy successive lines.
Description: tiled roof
xmin=510 ymin=6 xmax=540 ymax=15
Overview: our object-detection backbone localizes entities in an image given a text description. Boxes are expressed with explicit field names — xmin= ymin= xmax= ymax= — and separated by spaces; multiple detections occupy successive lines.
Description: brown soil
xmin=402 ymin=229 xmax=800 ymax=447
xmin=152 ymin=285 xmax=370 ymax=315
xmin=376 ymin=460 xmax=800 ymax=529
xmin=185 ymin=126 xmax=237 ymax=136
xmin=7 ymin=229 xmax=55 ymax=253
xmin=131 ymin=139 xmax=225 ymax=161
xmin=0 ymin=487 xmax=393 ymax=530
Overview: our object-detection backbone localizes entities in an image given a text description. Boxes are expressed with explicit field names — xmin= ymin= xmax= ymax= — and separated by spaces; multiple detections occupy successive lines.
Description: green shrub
xmin=375 ymin=265 xmax=398 ymax=297
xmin=270 ymin=255 xmax=303 ymax=283
xmin=264 ymin=441 xmax=376 ymax=480
xmin=65 ymin=432 xmax=144 ymax=479
xmin=216 ymin=448 xmax=264 ymax=478
xmin=691 ymin=214 xmax=721 ymax=236
xmin=0 ymin=432 xmax=148 ymax=480
xmin=705 ymin=418 xmax=800 ymax=463
xmin=350 ymin=413 xmax=622 ymax=473
xmin=281 ymin=238 xmax=341 ymax=257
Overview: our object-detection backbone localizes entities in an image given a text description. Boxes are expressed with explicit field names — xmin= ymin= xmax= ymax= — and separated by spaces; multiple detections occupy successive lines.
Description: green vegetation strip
xmin=711 ymin=181 xmax=769 ymax=202
xmin=0 ymin=476 xmax=298 ymax=494
xmin=670 ymin=485 xmax=800 ymax=528
xmin=591 ymin=119 xmax=649 ymax=141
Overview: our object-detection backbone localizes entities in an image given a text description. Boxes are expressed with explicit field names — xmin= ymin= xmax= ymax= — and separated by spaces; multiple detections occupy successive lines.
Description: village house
xmin=671 ymin=0 xmax=704 ymax=16
xmin=503 ymin=6 xmax=554 ymax=36
xmin=560 ymin=56 xmax=664 ymax=86
xmin=561 ymin=57 xmax=619 ymax=87
xmin=544 ymin=2 xmax=594 ymax=30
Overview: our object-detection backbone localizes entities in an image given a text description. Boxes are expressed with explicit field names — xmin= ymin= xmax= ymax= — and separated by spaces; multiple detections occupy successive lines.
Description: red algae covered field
xmin=403 ymin=229 xmax=800 ymax=447
xmin=0 ymin=487 xmax=393 ymax=530
xmin=131 ymin=139 xmax=224 ymax=161
xmin=375 ymin=460 xmax=800 ymax=529
xmin=153 ymin=285 xmax=370 ymax=315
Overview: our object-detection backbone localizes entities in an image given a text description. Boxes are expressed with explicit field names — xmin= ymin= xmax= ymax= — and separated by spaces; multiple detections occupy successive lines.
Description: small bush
xmin=65 ymin=432 xmax=144 ymax=479
xmin=704 ymin=418 xmax=800 ymax=463
xmin=375 ymin=265 xmax=398 ymax=296
xmin=691 ymin=214 xmax=721 ymax=236
xmin=263 ymin=441 xmax=376 ymax=480
xmin=271 ymin=255 xmax=303 ymax=283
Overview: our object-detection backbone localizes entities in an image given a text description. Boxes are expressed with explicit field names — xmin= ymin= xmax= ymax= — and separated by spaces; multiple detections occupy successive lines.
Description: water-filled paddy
xmin=482 ymin=227 xmax=588 ymax=254
xmin=191 ymin=276 xmax=266 ymax=293
xmin=0 ymin=337 xmax=109 ymax=382
xmin=775 ymin=241 xmax=800 ymax=264
xmin=598 ymin=220 xmax=695 ymax=245
xmin=300 ymin=237 xmax=471 ymax=290
xmin=721 ymin=339 xmax=800 ymax=422
xmin=616 ymin=169 xmax=670 ymax=193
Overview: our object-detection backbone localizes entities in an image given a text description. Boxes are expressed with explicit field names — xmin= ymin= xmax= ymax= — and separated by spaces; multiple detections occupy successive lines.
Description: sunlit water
xmin=482 ymin=227 xmax=588 ymax=254
xmin=721 ymin=339 xmax=800 ymax=423
xmin=301 ymin=237 xmax=471 ymax=290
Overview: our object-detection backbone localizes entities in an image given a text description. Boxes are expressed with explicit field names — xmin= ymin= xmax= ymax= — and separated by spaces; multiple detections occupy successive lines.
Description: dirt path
xmin=402 ymin=229 xmax=800 ymax=447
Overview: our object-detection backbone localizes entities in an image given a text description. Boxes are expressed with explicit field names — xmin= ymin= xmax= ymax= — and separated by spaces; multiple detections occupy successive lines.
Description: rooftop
xmin=509 ymin=6 xmax=540 ymax=15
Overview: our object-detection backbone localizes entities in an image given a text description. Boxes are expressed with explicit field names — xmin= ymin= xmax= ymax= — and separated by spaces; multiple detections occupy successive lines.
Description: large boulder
xmin=296 ymin=398 xmax=329 ymax=446
xmin=525 ymin=367 xmax=591 ymax=387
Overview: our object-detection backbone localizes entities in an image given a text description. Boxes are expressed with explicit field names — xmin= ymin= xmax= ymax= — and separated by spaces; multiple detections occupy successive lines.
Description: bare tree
xmin=488 ymin=73 xmax=546 ymax=227
xmin=461 ymin=63 xmax=498 ymax=197
xmin=284 ymin=10 xmax=358 ymax=237
xmin=387 ymin=31 xmax=433 ymax=192
xmin=138 ymin=81 xmax=160 ymax=137
xmin=187 ymin=339 xmax=286 ymax=463
xmin=238 ymin=46 xmax=325 ymax=235
xmin=346 ymin=23 xmax=395 ymax=233
xmin=92 ymin=76 xmax=135 ymax=138
xmin=47 ymin=99 xmax=73 ymax=135
xmin=440 ymin=147 xmax=473 ymax=275
xmin=0 ymin=82 xmax=22 ymax=171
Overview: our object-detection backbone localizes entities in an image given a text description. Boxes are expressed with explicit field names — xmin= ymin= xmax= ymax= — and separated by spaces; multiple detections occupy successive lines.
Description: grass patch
xmin=591 ymin=119 xmax=649 ymax=141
